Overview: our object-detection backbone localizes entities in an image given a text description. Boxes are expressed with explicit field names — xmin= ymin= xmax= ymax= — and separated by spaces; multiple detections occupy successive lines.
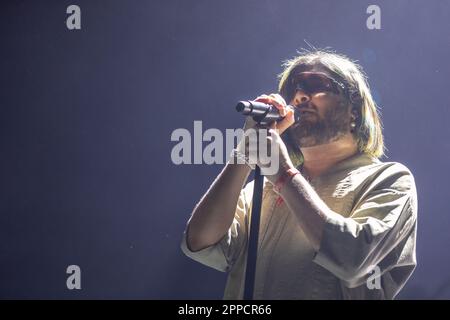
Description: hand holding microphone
xmin=233 ymin=93 xmax=297 ymax=179
xmin=236 ymin=93 xmax=298 ymax=133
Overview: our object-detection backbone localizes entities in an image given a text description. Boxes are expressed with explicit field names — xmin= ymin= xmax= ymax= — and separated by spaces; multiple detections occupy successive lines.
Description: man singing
xmin=180 ymin=50 xmax=418 ymax=299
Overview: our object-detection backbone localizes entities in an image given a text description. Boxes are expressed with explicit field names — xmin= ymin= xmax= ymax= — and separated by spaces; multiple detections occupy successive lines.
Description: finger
xmin=254 ymin=95 xmax=287 ymax=116
xmin=269 ymin=94 xmax=287 ymax=108
xmin=269 ymin=94 xmax=288 ymax=116
xmin=253 ymin=96 xmax=271 ymax=104
xmin=276 ymin=108 xmax=295 ymax=134
xmin=269 ymin=93 xmax=286 ymax=103
xmin=253 ymin=94 xmax=269 ymax=101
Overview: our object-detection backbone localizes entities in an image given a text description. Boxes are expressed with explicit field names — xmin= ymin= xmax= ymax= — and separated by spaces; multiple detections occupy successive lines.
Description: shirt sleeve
xmin=180 ymin=181 xmax=253 ymax=272
xmin=313 ymin=162 xmax=418 ymax=289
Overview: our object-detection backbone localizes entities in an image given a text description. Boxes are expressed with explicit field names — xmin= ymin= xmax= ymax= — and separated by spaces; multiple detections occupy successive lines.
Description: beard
xmin=288 ymin=101 xmax=351 ymax=148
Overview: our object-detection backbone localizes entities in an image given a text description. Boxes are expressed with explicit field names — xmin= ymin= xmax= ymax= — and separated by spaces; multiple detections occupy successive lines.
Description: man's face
xmin=287 ymin=65 xmax=353 ymax=147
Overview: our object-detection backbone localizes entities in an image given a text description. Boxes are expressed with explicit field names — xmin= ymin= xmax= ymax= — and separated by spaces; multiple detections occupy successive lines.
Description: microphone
xmin=236 ymin=100 xmax=300 ymax=125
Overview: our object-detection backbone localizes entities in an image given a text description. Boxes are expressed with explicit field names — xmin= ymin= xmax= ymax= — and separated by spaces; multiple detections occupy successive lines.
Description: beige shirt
xmin=181 ymin=152 xmax=418 ymax=299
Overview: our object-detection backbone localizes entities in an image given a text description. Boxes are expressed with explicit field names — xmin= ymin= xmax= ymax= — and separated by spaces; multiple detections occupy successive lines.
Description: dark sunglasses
xmin=290 ymin=72 xmax=346 ymax=96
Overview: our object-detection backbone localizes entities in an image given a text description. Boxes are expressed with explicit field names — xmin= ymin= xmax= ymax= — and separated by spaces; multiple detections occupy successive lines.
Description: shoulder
xmin=368 ymin=160 xmax=416 ymax=192
xmin=344 ymin=155 xmax=418 ymax=209
xmin=353 ymin=158 xmax=418 ymax=215
xmin=346 ymin=153 xmax=416 ymax=190
xmin=349 ymin=159 xmax=419 ymax=224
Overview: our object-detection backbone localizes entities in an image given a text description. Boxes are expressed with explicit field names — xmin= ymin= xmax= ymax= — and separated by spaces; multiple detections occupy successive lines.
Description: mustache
xmin=295 ymin=101 xmax=317 ymax=112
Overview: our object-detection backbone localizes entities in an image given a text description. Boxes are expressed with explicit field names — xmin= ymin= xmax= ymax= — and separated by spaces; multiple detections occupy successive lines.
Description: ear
xmin=350 ymin=108 xmax=358 ymax=120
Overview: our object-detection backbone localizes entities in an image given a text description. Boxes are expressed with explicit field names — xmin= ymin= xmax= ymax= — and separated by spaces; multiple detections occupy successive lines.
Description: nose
xmin=293 ymin=90 xmax=311 ymax=105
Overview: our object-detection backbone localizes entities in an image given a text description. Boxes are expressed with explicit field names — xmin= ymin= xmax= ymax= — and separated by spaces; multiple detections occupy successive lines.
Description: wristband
xmin=274 ymin=167 xmax=300 ymax=193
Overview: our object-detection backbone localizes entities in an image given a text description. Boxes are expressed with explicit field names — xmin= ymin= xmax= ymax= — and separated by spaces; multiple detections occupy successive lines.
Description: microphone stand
xmin=243 ymin=165 xmax=264 ymax=300
xmin=238 ymin=102 xmax=300 ymax=300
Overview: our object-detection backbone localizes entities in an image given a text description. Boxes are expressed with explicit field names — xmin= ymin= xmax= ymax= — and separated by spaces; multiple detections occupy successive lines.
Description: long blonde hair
xmin=278 ymin=49 xmax=385 ymax=159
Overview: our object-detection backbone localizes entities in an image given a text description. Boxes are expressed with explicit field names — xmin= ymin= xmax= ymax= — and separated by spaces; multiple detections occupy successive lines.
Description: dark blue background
xmin=1 ymin=0 xmax=449 ymax=299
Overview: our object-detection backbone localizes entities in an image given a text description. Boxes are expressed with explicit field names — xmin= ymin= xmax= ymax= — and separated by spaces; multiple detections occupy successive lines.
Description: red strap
xmin=274 ymin=168 xmax=300 ymax=193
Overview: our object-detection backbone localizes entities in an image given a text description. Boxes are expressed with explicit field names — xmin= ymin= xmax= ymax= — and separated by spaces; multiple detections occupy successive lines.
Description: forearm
xmin=277 ymin=171 xmax=334 ymax=251
xmin=186 ymin=159 xmax=252 ymax=251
